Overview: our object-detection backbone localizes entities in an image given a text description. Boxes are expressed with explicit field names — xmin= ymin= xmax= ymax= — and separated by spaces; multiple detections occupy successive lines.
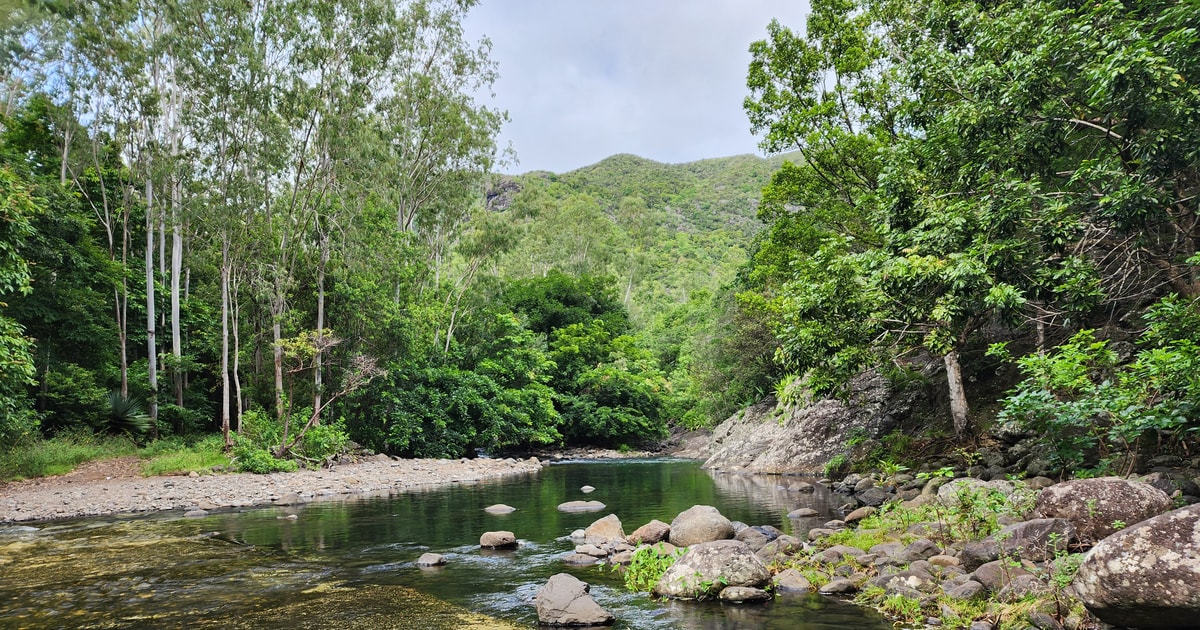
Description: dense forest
xmin=2 ymin=0 xmax=1199 ymax=477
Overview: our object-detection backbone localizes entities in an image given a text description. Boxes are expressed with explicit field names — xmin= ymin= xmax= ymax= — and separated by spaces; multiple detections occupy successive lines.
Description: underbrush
xmin=139 ymin=434 xmax=230 ymax=476
xmin=0 ymin=430 xmax=139 ymax=480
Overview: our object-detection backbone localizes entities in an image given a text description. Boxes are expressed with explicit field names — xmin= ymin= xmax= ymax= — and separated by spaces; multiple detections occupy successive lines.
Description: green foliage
xmin=619 ymin=543 xmax=683 ymax=592
xmin=296 ymin=418 xmax=350 ymax=462
xmin=105 ymin=391 xmax=152 ymax=437
xmin=231 ymin=410 xmax=298 ymax=474
xmin=139 ymin=435 xmax=229 ymax=476
xmin=0 ymin=430 xmax=137 ymax=480
xmin=996 ymin=296 xmax=1200 ymax=468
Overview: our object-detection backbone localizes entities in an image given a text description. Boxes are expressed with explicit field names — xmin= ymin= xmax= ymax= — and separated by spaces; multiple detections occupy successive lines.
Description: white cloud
xmin=463 ymin=0 xmax=811 ymax=173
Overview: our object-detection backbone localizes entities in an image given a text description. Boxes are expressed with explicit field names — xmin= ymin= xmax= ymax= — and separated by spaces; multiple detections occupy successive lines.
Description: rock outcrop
xmin=1074 ymin=503 xmax=1200 ymax=628
xmin=535 ymin=573 xmax=614 ymax=626
xmin=702 ymin=371 xmax=921 ymax=475
xmin=627 ymin=519 xmax=670 ymax=545
xmin=653 ymin=540 xmax=770 ymax=599
xmin=583 ymin=514 xmax=625 ymax=545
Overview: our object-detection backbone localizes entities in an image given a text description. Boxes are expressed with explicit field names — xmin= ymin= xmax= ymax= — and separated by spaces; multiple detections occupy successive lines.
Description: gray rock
xmin=962 ymin=518 xmax=1075 ymax=570
xmin=856 ymin=487 xmax=893 ymax=507
xmin=734 ymin=527 xmax=770 ymax=552
xmin=813 ymin=544 xmax=865 ymax=564
xmin=653 ymin=540 xmax=769 ymax=599
xmin=562 ymin=553 xmax=601 ymax=565
xmin=788 ymin=507 xmax=819 ymax=518
xmin=700 ymin=371 xmax=921 ymax=475
xmin=718 ymin=586 xmax=771 ymax=603
xmin=771 ymin=568 xmax=812 ymax=593
xmin=943 ymin=580 xmax=984 ymax=600
xmin=479 ymin=530 xmax=517 ymax=549
xmin=574 ymin=544 xmax=606 ymax=557
xmin=1036 ymin=477 xmax=1172 ymax=544
xmin=817 ymin=578 xmax=859 ymax=594
xmin=971 ymin=560 xmax=1030 ymax=593
xmin=274 ymin=492 xmax=305 ymax=506
xmin=416 ymin=552 xmax=445 ymax=566
xmin=844 ymin=506 xmax=876 ymax=525
xmin=557 ymin=500 xmax=606 ymax=513
xmin=535 ymin=573 xmax=614 ymax=626
xmin=756 ymin=534 xmax=804 ymax=563
xmin=1074 ymin=503 xmax=1200 ymax=629
xmin=183 ymin=509 xmax=208 ymax=518
xmin=997 ymin=573 xmax=1048 ymax=602
xmin=895 ymin=538 xmax=941 ymax=563
xmin=584 ymin=514 xmax=625 ymax=545
xmin=668 ymin=505 xmax=734 ymax=547
xmin=484 ymin=504 xmax=516 ymax=514
xmin=789 ymin=481 xmax=816 ymax=493
xmin=627 ymin=519 xmax=670 ymax=545
xmin=580 ymin=485 xmax=596 ymax=493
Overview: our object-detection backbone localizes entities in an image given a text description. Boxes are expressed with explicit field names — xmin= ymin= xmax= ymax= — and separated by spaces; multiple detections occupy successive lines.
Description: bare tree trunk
xmin=145 ymin=179 xmax=158 ymax=427
xmin=232 ymin=275 xmax=243 ymax=433
xmin=944 ymin=350 xmax=969 ymax=437
xmin=312 ymin=236 xmax=329 ymax=427
xmin=220 ymin=234 xmax=232 ymax=448
xmin=171 ymin=182 xmax=184 ymax=408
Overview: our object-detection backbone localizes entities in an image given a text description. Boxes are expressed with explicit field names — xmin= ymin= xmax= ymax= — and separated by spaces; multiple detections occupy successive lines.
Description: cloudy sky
xmin=462 ymin=1 xmax=811 ymax=174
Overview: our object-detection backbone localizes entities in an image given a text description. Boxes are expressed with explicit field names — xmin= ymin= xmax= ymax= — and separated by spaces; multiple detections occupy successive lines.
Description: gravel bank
xmin=0 ymin=454 xmax=543 ymax=523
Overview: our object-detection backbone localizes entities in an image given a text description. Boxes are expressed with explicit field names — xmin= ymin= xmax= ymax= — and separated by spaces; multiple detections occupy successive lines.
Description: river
xmin=0 ymin=458 xmax=889 ymax=628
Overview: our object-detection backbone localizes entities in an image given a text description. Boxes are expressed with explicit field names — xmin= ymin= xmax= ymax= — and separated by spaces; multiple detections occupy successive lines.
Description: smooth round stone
xmin=557 ymin=500 xmax=606 ymax=513
xmin=580 ymin=485 xmax=596 ymax=493
xmin=484 ymin=504 xmax=516 ymax=514
xmin=416 ymin=552 xmax=445 ymax=567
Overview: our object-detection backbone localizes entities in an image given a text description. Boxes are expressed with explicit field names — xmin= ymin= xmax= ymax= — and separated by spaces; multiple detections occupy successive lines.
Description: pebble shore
xmin=0 ymin=454 xmax=543 ymax=523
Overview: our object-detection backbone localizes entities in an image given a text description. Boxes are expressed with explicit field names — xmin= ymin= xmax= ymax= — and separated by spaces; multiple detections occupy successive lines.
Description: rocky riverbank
xmin=0 ymin=454 xmax=542 ymax=523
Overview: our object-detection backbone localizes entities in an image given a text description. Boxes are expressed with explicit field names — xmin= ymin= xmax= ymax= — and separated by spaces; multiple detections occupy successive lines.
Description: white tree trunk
xmin=220 ymin=235 xmax=231 ymax=448
xmin=944 ymin=350 xmax=969 ymax=437
xmin=171 ymin=183 xmax=184 ymax=407
xmin=145 ymin=178 xmax=158 ymax=425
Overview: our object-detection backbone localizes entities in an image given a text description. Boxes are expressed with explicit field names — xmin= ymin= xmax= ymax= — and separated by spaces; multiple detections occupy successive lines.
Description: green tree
xmin=0 ymin=166 xmax=40 ymax=445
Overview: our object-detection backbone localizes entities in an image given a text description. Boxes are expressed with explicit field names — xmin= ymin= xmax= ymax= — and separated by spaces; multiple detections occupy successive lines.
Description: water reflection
xmin=0 ymin=459 xmax=889 ymax=629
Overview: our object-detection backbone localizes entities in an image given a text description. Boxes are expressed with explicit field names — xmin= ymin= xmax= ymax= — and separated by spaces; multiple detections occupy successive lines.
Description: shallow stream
xmin=0 ymin=459 xmax=889 ymax=628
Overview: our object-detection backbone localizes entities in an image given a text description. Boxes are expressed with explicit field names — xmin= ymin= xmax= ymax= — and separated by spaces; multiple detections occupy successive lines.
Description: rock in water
xmin=484 ymin=504 xmax=516 ymax=514
xmin=584 ymin=514 xmax=625 ymax=545
xmin=1074 ymin=503 xmax=1200 ymax=629
xmin=580 ymin=485 xmax=596 ymax=493
xmin=557 ymin=500 xmax=606 ymax=513
xmin=653 ymin=540 xmax=769 ymax=599
xmin=416 ymin=553 xmax=445 ymax=566
xmin=669 ymin=505 xmax=734 ymax=547
xmin=1036 ymin=477 xmax=1172 ymax=544
xmin=480 ymin=531 xmax=518 ymax=549
xmin=627 ymin=519 xmax=670 ymax=545
xmin=535 ymin=573 xmax=614 ymax=626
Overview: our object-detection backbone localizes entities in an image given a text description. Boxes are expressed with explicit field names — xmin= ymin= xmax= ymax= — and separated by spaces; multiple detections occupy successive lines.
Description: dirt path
xmin=0 ymin=454 xmax=543 ymax=524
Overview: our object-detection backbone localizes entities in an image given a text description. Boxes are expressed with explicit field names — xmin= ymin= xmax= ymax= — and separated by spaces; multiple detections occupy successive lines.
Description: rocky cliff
xmin=700 ymin=370 xmax=928 ymax=476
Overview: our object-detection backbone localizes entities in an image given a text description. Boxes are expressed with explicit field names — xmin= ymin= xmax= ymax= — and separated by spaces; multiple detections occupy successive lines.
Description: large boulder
xmin=1036 ymin=477 xmax=1172 ymax=544
xmin=701 ymin=370 xmax=921 ymax=475
xmin=583 ymin=514 xmax=625 ymax=545
xmin=627 ymin=519 xmax=670 ymax=545
xmin=1074 ymin=504 xmax=1200 ymax=629
xmin=653 ymin=540 xmax=770 ymax=600
xmin=535 ymin=573 xmax=614 ymax=626
xmin=669 ymin=505 xmax=734 ymax=547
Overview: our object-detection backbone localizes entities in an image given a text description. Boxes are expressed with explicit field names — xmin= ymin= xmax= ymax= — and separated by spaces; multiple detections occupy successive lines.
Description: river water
xmin=0 ymin=458 xmax=889 ymax=628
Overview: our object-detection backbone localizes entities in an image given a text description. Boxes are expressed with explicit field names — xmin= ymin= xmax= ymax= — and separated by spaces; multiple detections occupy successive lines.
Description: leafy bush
xmin=230 ymin=410 xmax=297 ymax=473
xmin=619 ymin=543 xmax=682 ymax=592
xmin=297 ymin=418 xmax=350 ymax=462
xmin=994 ymin=295 xmax=1200 ymax=469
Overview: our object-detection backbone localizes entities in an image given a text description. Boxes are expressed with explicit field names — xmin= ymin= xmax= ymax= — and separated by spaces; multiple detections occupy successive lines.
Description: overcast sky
xmin=462 ymin=1 xmax=811 ymax=174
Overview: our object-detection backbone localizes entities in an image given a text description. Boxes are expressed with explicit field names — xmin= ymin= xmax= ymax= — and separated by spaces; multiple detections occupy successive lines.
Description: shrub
xmin=619 ymin=544 xmax=682 ymax=592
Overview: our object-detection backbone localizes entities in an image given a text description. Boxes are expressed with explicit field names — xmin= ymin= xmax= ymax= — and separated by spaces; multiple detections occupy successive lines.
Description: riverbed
xmin=0 ymin=459 xmax=890 ymax=628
